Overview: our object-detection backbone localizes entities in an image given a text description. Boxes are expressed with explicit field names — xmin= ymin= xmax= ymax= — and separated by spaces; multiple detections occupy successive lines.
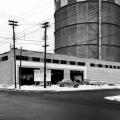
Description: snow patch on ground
xmin=19 ymin=84 xmax=120 ymax=91
xmin=0 ymin=84 xmax=120 ymax=91
xmin=105 ymin=95 xmax=120 ymax=102
xmin=1 ymin=84 xmax=120 ymax=102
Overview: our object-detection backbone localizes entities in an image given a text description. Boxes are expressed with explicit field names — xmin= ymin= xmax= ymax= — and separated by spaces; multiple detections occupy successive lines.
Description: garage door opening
xmin=70 ymin=70 xmax=84 ymax=83
xmin=51 ymin=69 xmax=64 ymax=84
xmin=20 ymin=67 xmax=35 ymax=85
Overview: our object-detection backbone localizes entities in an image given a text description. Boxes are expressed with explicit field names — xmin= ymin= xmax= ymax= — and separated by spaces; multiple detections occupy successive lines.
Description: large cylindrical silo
xmin=54 ymin=0 xmax=120 ymax=62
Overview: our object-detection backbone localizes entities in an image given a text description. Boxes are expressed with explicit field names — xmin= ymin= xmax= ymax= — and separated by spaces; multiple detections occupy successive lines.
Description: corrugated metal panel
xmin=101 ymin=45 xmax=107 ymax=60
xmin=54 ymin=0 xmax=120 ymax=62
xmin=87 ymin=45 xmax=98 ymax=59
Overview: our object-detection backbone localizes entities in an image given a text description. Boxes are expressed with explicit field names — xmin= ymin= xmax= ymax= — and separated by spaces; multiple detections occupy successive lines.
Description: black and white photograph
xmin=0 ymin=0 xmax=120 ymax=120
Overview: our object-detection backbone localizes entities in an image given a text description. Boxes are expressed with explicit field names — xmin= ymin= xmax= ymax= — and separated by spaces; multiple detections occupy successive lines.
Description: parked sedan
xmin=58 ymin=79 xmax=79 ymax=88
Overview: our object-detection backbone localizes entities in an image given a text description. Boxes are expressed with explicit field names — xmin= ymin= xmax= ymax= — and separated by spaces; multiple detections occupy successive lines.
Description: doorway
xmin=20 ymin=67 xmax=34 ymax=85
xmin=70 ymin=70 xmax=84 ymax=83
xmin=51 ymin=69 xmax=64 ymax=84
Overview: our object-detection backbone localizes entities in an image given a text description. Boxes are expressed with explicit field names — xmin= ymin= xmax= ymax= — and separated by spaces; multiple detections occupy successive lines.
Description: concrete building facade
xmin=0 ymin=49 xmax=120 ymax=86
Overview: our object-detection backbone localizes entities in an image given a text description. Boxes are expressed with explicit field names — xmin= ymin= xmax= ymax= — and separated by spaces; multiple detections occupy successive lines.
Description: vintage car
xmin=58 ymin=79 xmax=79 ymax=88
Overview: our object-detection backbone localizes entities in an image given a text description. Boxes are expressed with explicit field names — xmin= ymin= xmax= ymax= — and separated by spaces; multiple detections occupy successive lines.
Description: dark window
xmin=53 ymin=59 xmax=59 ymax=64
xmin=98 ymin=64 xmax=103 ymax=68
xmin=46 ymin=59 xmax=51 ymax=63
xmin=114 ymin=66 xmax=116 ymax=69
xmin=117 ymin=66 xmax=120 ymax=69
xmin=22 ymin=56 xmax=29 ymax=61
xmin=90 ymin=63 xmax=95 ymax=67
xmin=70 ymin=61 xmax=75 ymax=65
xmin=16 ymin=55 xmax=20 ymax=60
xmin=2 ymin=56 xmax=8 ymax=61
xmin=78 ymin=62 xmax=85 ymax=66
xmin=16 ymin=55 xmax=28 ymax=61
xmin=61 ymin=60 xmax=67 ymax=64
xmin=32 ymin=57 xmax=40 ymax=62
xmin=109 ymin=65 xmax=112 ymax=68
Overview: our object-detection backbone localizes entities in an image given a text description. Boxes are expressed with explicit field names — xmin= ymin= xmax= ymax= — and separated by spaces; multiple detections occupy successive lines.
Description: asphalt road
xmin=0 ymin=89 xmax=120 ymax=120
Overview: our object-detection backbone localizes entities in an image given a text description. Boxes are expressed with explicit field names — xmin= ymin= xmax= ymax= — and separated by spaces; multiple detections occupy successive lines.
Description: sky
xmin=0 ymin=0 xmax=54 ymax=53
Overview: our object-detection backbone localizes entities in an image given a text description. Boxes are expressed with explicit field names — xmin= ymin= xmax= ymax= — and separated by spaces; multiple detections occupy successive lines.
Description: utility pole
xmin=42 ymin=22 xmax=49 ymax=88
xmin=19 ymin=47 xmax=22 ymax=90
xmin=8 ymin=20 xmax=18 ymax=89
xmin=98 ymin=0 xmax=102 ymax=60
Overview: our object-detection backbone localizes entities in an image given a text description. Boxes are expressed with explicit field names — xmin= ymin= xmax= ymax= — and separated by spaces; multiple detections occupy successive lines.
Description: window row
xmin=90 ymin=63 xmax=120 ymax=69
xmin=0 ymin=56 xmax=8 ymax=61
xmin=16 ymin=55 xmax=85 ymax=66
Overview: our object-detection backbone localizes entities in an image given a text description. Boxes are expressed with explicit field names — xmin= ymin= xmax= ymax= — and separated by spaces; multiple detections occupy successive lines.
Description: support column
xmin=63 ymin=69 xmax=71 ymax=81
xmin=98 ymin=0 xmax=102 ymax=60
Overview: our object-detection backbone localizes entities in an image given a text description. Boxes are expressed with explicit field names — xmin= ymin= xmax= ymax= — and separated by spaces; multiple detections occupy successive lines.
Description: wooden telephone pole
xmin=8 ymin=20 xmax=18 ymax=89
xmin=42 ymin=22 xmax=49 ymax=88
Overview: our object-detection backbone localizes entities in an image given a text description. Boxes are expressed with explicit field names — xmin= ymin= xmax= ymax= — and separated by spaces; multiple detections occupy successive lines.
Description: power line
xmin=16 ymin=19 xmax=54 ymax=38
xmin=0 ymin=1 xmax=118 ymax=38
xmin=0 ymin=31 xmax=119 ymax=63
xmin=17 ymin=28 xmax=42 ymax=38
xmin=17 ymin=23 xmax=40 ymax=34
xmin=18 ymin=2 xmax=53 ymax=21
xmin=17 ymin=5 xmax=118 ymax=38
xmin=12 ymin=3 xmax=119 ymax=40
xmin=0 ymin=2 xmax=119 ymax=54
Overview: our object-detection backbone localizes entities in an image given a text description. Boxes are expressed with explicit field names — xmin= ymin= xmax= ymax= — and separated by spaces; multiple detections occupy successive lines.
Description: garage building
xmin=0 ymin=48 xmax=120 ymax=86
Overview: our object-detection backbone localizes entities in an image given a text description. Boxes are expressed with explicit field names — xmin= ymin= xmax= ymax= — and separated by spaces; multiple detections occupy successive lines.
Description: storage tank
xmin=54 ymin=0 xmax=120 ymax=62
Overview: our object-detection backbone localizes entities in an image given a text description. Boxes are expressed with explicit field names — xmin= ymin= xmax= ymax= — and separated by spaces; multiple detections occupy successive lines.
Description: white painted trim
xmin=16 ymin=61 xmax=86 ymax=70
xmin=16 ymin=60 xmax=87 ymax=80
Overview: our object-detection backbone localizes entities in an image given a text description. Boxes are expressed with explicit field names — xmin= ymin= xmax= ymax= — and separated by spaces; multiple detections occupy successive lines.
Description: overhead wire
xmin=0 ymin=1 xmax=118 ymax=37
xmin=19 ymin=1 xmax=54 ymax=20
xmin=0 ymin=1 xmax=120 ymax=53
xmin=0 ymin=31 xmax=120 ymax=65
xmin=0 ymin=5 xmax=118 ymax=43
xmin=0 ymin=1 xmax=54 ymax=37
xmin=16 ymin=2 xmax=119 ymax=39
xmin=10 ymin=3 xmax=97 ymax=39
xmin=0 ymin=31 xmax=119 ymax=62
xmin=16 ymin=18 xmax=54 ymax=38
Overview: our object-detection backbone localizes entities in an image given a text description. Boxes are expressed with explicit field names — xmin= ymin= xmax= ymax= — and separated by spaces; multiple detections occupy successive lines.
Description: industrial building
xmin=54 ymin=0 xmax=120 ymax=62
xmin=0 ymin=48 xmax=120 ymax=86
xmin=0 ymin=0 xmax=120 ymax=86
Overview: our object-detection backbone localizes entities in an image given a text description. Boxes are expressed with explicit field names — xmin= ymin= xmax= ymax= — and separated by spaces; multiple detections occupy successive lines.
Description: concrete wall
xmin=86 ymin=59 xmax=120 ymax=84
xmin=15 ymin=49 xmax=120 ymax=84
xmin=0 ymin=49 xmax=120 ymax=85
xmin=16 ymin=60 xmax=87 ymax=82
xmin=87 ymin=67 xmax=120 ymax=84
xmin=0 ymin=50 xmax=17 ymax=85
xmin=0 ymin=59 xmax=13 ymax=85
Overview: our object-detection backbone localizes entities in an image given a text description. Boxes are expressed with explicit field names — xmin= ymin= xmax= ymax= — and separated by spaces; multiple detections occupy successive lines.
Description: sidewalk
xmin=0 ymin=84 xmax=120 ymax=92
